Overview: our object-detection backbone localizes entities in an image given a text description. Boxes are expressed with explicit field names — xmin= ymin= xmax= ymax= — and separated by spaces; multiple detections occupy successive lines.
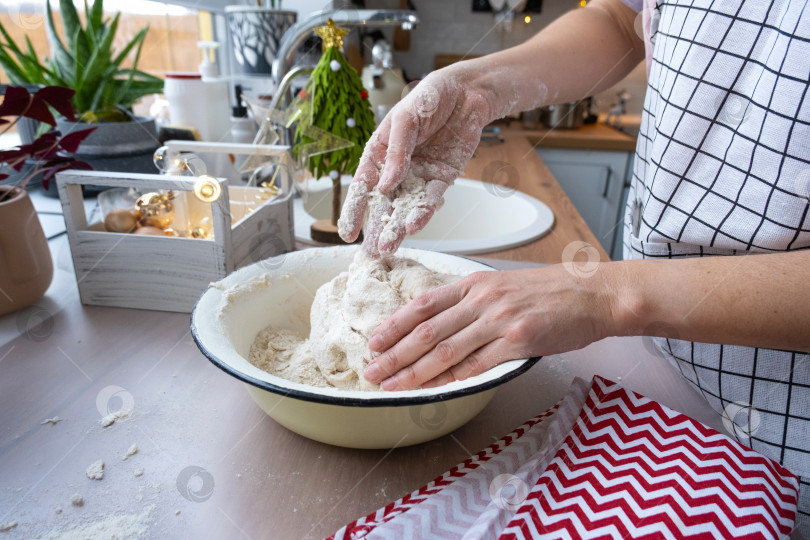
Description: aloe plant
xmin=0 ymin=0 xmax=163 ymax=122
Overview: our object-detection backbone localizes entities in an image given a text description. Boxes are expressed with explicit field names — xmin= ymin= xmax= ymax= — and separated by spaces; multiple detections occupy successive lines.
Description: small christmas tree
xmin=294 ymin=19 xmax=376 ymax=241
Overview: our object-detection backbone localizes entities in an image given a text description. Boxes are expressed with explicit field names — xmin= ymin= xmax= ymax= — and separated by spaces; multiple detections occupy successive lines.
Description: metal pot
xmin=541 ymin=101 xmax=587 ymax=129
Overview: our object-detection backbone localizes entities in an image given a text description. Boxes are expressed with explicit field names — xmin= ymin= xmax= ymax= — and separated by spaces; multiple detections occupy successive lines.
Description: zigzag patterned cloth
xmin=329 ymin=376 xmax=799 ymax=539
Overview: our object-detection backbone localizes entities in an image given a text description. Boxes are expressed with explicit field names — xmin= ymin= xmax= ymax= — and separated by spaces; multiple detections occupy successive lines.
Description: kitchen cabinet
xmin=535 ymin=147 xmax=633 ymax=260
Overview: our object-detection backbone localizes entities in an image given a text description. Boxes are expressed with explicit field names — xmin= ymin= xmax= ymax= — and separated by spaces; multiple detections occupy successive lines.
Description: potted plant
xmin=0 ymin=0 xmax=164 ymax=192
xmin=0 ymin=85 xmax=94 ymax=316
xmin=226 ymin=0 xmax=297 ymax=76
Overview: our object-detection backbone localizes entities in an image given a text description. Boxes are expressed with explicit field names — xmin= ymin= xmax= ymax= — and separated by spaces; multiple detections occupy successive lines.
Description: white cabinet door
xmin=535 ymin=148 xmax=632 ymax=258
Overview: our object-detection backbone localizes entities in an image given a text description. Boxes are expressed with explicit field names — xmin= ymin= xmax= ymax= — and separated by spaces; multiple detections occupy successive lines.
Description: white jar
xmin=164 ymin=73 xmax=206 ymax=139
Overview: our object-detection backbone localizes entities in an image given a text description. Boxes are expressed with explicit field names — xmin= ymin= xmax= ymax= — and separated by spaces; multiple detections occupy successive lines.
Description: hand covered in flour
xmin=362 ymin=264 xmax=620 ymax=390
xmin=337 ymin=68 xmax=493 ymax=256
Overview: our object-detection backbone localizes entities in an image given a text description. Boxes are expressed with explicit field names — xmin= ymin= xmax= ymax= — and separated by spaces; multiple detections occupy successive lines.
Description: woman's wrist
xmin=598 ymin=259 xmax=651 ymax=338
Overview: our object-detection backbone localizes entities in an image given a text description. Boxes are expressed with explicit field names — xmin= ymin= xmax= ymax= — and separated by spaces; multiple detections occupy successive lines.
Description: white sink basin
xmin=294 ymin=177 xmax=554 ymax=255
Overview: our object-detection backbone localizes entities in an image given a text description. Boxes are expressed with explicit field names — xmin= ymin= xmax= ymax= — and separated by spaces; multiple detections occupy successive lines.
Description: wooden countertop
xmin=524 ymin=122 xmax=637 ymax=153
xmin=464 ymin=128 xmax=610 ymax=263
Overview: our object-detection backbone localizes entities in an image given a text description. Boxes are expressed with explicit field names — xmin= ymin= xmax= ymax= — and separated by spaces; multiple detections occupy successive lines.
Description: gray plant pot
xmin=39 ymin=116 xmax=160 ymax=197
xmin=225 ymin=7 xmax=297 ymax=76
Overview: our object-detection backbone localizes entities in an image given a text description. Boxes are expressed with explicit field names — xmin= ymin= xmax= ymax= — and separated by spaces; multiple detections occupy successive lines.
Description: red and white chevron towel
xmin=329 ymin=376 xmax=799 ymax=540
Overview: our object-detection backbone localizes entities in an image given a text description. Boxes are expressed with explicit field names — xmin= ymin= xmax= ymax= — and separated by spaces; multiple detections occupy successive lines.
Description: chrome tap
xmin=272 ymin=9 xmax=419 ymax=84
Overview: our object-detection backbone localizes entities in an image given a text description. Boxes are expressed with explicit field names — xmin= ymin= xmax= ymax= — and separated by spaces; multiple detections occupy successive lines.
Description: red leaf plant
xmin=0 ymin=85 xmax=95 ymax=202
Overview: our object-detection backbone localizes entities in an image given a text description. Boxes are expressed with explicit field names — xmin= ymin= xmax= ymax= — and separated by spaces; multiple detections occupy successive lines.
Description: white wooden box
xmin=56 ymin=170 xmax=294 ymax=313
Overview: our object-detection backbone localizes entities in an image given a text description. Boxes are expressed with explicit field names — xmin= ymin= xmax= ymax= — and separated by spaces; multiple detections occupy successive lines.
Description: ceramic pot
xmin=0 ymin=187 xmax=53 ymax=316
xmin=225 ymin=7 xmax=296 ymax=75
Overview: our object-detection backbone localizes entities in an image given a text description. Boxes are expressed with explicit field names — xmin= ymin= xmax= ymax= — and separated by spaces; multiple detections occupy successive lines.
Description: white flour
xmin=122 ymin=444 xmax=138 ymax=461
xmin=85 ymin=460 xmax=104 ymax=481
xmin=38 ymin=504 xmax=154 ymax=540
xmin=249 ymin=252 xmax=459 ymax=391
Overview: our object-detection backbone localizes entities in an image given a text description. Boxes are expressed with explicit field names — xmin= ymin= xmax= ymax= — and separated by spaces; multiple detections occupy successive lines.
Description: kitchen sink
xmin=294 ymin=177 xmax=555 ymax=255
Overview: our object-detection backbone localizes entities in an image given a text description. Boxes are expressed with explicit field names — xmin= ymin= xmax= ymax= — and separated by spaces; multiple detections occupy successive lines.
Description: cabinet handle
xmin=602 ymin=167 xmax=613 ymax=198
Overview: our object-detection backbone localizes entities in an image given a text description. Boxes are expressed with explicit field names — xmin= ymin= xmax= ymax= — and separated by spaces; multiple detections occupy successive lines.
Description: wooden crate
xmin=56 ymin=170 xmax=294 ymax=313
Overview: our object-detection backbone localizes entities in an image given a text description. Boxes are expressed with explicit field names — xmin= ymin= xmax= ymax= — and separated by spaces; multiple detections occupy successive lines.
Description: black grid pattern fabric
xmin=621 ymin=0 xmax=810 ymax=534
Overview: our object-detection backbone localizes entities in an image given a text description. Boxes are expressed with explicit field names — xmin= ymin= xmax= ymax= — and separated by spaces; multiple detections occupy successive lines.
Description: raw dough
xmin=71 ymin=493 xmax=84 ymax=507
xmin=249 ymin=252 xmax=459 ymax=391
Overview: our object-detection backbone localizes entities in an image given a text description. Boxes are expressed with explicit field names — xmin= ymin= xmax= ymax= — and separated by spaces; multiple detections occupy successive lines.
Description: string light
xmin=524 ymin=15 xmax=531 ymax=23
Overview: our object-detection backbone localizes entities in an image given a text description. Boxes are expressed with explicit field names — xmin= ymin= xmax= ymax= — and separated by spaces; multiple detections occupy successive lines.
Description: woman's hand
xmin=337 ymin=68 xmax=493 ymax=257
xmin=362 ymin=264 xmax=622 ymax=390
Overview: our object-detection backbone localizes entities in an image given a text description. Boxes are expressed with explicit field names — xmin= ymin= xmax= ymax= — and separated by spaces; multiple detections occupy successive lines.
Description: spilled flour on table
xmin=38 ymin=504 xmax=155 ymax=540
xmin=249 ymin=252 xmax=460 ymax=391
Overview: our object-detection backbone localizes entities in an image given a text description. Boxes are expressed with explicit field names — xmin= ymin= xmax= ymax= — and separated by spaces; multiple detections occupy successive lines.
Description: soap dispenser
xmin=230 ymin=85 xmax=258 ymax=144
xmin=197 ymin=41 xmax=231 ymax=142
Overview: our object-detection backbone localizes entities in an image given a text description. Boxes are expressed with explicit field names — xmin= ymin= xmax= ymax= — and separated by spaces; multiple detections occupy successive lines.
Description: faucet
xmin=272 ymin=9 xmax=419 ymax=85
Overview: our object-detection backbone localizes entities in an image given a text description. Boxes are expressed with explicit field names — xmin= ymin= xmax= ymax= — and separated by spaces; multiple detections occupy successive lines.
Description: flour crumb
xmin=100 ymin=410 xmax=128 ymax=428
xmin=122 ymin=443 xmax=138 ymax=461
xmin=175 ymin=510 xmax=181 ymax=516
xmin=0 ymin=521 xmax=17 ymax=533
xmin=86 ymin=459 xmax=104 ymax=480
xmin=41 ymin=416 xmax=62 ymax=425
xmin=71 ymin=493 xmax=84 ymax=506
xmin=134 ymin=468 xmax=144 ymax=478
xmin=55 ymin=507 xmax=62 ymax=514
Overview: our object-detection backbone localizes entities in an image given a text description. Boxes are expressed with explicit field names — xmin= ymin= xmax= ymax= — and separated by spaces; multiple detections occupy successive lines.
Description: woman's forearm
xmin=608 ymin=250 xmax=810 ymax=352
xmin=444 ymin=0 xmax=645 ymax=123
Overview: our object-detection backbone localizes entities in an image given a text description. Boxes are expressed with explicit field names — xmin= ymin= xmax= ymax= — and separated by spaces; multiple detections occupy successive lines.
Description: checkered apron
xmin=621 ymin=0 xmax=810 ymax=533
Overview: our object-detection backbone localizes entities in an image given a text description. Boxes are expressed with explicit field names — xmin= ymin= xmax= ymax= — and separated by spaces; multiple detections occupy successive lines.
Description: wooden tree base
xmin=310 ymin=219 xmax=362 ymax=245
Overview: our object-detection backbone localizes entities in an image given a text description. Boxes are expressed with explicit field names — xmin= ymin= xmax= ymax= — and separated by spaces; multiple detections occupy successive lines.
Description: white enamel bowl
xmin=191 ymin=246 xmax=539 ymax=449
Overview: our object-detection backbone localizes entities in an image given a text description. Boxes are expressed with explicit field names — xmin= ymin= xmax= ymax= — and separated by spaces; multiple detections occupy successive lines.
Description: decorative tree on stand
xmin=294 ymin=19 xmax=375 ymax=244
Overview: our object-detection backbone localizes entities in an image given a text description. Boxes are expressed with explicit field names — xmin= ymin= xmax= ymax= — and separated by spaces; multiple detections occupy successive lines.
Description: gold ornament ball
xmin=163 ymin=228 xmax=178 ymax=237
xmin=104 ymin=208 xmax=138 ymax=233
xmin=191 ymin=227 xmax=209 ymax=239
xmin=135 ymin=192 xmax=174 ymax=229
xmin=133 ymin=226 xmax=166 ymax=236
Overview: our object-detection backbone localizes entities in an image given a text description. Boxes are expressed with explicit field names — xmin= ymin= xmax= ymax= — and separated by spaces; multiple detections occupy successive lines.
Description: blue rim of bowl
xmin=189 ymin=250 xmax=541 ymax=407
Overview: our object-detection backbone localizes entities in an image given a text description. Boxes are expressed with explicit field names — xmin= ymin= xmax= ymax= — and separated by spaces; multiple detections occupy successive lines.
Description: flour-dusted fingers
xmin=361 ymin=194 xmax=392 ymax=258
xmin=337 ymin=181 xmax=369 ymax=243
xmin=379 ymin=321 xmax=497 ymax=391
xmin=377 ymin=108 xmax=419 ymax=194
xmin=368 ymin=279 xmax=469 ymax=354
xmin=404 ymin=179 xmax=449 ymax=235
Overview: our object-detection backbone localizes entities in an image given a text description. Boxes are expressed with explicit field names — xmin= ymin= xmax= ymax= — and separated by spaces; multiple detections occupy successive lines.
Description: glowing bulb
xmin=193 ymin=175 xmax=222 ymax=203
xmin=579 ymin=0 xmax=587 ymax=6
xmin=524 ymin=15 xmax=531 ymax=23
